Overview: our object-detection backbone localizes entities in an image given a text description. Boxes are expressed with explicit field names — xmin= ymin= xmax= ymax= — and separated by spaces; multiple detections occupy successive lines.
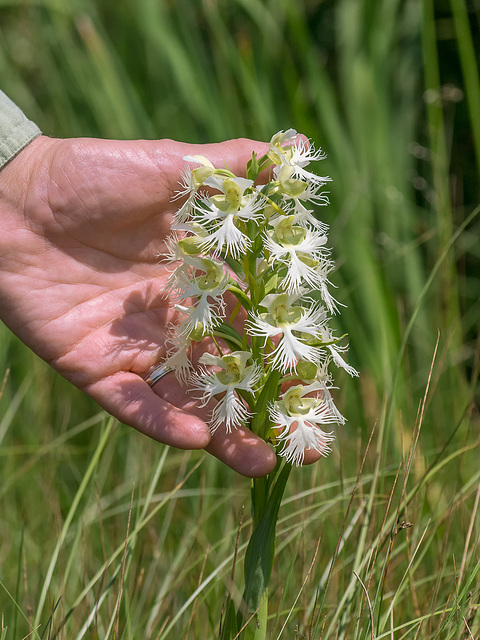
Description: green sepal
xmin=192 ymin=165 xmax=214 ymax=183
xmin=302 ymin=333 xmax=349 ymax=348
xmin=295 ymin=360 xmax=318 ymax=380
xmin=177 ymin=236 xmax=202 ymax=255
xmin=189 ymin=324 xmax=206 ymax=341
xmin=276 ymin=178 xmax=308 ymax=197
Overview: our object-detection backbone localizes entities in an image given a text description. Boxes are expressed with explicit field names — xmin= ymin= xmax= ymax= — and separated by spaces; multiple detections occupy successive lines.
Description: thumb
xmin=151 ymin=137 xmax=270 ymax=193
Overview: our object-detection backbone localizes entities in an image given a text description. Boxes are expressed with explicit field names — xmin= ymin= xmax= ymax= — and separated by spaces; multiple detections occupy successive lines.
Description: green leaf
xmin=224 ymin=255 xmax=244 ymax=278
xmin=262 ymin=271 xmax=279 ymax=296
xmin=227 ymin=286 xmax=253 ymax=312
xmin=243 ymin=463 xmax=291 ymax=613
xmin=213 ymin=323 xmax=245 ymax=350
xmin=219 ymin=597 xmax=239 ymax=640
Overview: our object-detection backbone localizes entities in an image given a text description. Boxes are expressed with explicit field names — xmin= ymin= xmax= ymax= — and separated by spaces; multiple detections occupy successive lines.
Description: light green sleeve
xmin=0 ymin=90 xmax=42 ymax=170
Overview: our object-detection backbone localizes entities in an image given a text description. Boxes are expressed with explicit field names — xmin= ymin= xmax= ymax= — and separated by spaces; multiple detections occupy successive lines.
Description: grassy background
xmin=1 ymin=0 xmax=479 ymax=638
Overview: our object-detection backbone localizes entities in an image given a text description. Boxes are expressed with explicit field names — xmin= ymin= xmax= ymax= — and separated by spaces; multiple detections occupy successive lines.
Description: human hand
xmin=0 ymin=135 xmax=276 ymax=475
xmin=0 ymin=135 xmax=324 ymax=476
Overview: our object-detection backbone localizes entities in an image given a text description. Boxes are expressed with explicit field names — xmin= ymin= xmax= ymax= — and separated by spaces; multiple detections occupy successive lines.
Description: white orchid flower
xmin=191 ymin=175 xmax=266 ymax=258
xmin=191 ymin=351 xmax=262 ymax=433
xmin=246 ymin=293 xmax=327 ymax=373
xmin=268 ymin=129 xmax=330 ymax=186
xmin=163 ymin=326 xmax=194 ymax=385
xmin=263 ymin=216 xmax=333 ymax=297
xmin=171 ymin=156 xmax=216 ymax=222
xmin=268 ymin=382 xmax=338 ymax=465
xmin=278 ymin=180 xmax=330 ymax=232
xmin=317 ymin=326 xmax=359 ymax=377
xmin=171 ymin=257 xmax=229 ymax=334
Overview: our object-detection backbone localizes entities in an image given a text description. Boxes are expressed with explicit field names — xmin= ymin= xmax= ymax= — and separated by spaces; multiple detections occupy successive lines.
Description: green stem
xmin=250 ymin=369 xmax=281 ymax=440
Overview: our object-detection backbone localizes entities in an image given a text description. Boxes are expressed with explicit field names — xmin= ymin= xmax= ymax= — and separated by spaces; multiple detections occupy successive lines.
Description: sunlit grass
xmin=0 ymin=0 xmax=479 ymax=638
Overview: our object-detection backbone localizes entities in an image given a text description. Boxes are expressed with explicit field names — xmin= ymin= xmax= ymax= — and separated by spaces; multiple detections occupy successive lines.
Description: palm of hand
xmin=0 ymin=135 xmax=279 ymax=476
xmin=18 ymin=139 xmax=178 ymax=383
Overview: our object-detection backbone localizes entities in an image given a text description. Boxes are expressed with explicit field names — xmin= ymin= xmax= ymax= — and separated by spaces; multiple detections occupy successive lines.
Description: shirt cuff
xmin=0 ymin=90 xmax=42 ymax=170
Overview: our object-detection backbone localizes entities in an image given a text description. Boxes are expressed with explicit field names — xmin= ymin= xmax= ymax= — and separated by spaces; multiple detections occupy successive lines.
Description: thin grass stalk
xmin=66 ymin=455 xmax=205 ymax=633
xmin=0 ymin=579 xmax=41 ymax=640
xmin=362 ymin=457 xmax=404 ymax=639
xmin=158 ymin=542 xmax=249 ymax=640
xmin=318 ymin=411 xmax=477 ymax=639
xmin=458 ymin=483 xmax=480 ymax=587
xmin=60 ymin=516 xmax=85 ymax=617
xmin=270 ymin=525 xmax=304 ymax=635
xmin=370 ymin=335 xmax=438 ymax=637
xmin=0 ymin=373 xmax=31 ymax=447
xmin=437 ymin=557 xmax=480 ymax=637
xmin=145 ymin=457 xmax=204 ymax=635
xmin=310 ymin=425 xmax=376 ymax=638
xmin=314 ymin=498 xmax=367 ymax=596
xmin=274 ymin=537 xmax=321 ymax=640
xmin=72 ymin=563 xmax=123 ymax=640
xmin=377 ymin=200 xmax=480 ymax=490
xmin=449 ymin=0 xmax=480 ymax=183
xmin=110 ymin=483 xmax=135 ymax=640
xmin=378 ymin=523 xmax=431 ymax=635
xmin=33 ymin=417 xmax=115 ymax=632
xmin=12 ymin=526 xmax=24 ymax=640
xmin=422 ymin=0 xmax=465 ymax=413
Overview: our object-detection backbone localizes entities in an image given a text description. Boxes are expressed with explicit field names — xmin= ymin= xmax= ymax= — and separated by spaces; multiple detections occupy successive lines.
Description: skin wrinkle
xmin=49 ymin=291 xmax=166 ymax=357
xmin=10 ymin=274 xmax=161 ymax=370
xmin=18 ymin=218 xmax=158 ymax=286
xmin=47 ymin=281 xmax=172 ymax=383
xmin=22 ymin=142 xmax=59 ymax=227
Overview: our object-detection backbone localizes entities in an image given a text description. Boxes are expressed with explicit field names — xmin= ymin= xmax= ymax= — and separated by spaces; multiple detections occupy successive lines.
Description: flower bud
xmin=189 ymin=323 xmax=205 ymax=341
xmin=277 ymin=179 xmax=308 ymax=197
xmin=296 ymin=360 xmax=318 ymax=380
xmin=192 ymin=166 xmax=214 ymax=184
xmin=178 ymin=236 xmax=203 ymax=255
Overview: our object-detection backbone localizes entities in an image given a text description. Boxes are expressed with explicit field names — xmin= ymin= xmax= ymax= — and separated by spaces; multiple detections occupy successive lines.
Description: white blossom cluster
xmin=163 ymin=129 xmax=358 ymax=465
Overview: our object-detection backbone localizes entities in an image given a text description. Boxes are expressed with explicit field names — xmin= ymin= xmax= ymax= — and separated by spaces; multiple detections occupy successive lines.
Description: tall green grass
xmin=0 ymin=0 xmax=479 ymax=638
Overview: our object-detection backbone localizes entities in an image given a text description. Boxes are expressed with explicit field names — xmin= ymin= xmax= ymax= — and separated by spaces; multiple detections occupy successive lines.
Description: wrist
xmin=0 ymin=136 xmax=63 ymax=347
xmin=0 ymin=135 xmax=56 ymax=218
xmin=0 ymin=136 xmax=58 ymax=300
